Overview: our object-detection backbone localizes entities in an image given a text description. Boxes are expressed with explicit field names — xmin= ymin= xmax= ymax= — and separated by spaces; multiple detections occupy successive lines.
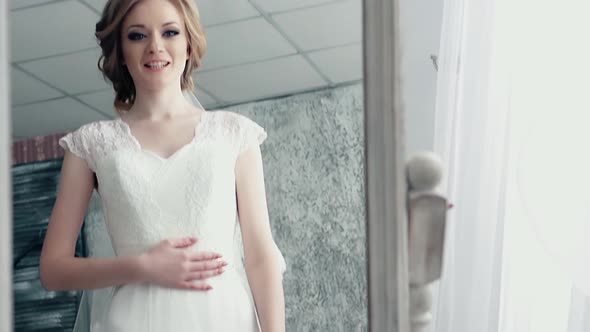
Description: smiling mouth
xmin=144 ymin=62 xmax=170 ymax=69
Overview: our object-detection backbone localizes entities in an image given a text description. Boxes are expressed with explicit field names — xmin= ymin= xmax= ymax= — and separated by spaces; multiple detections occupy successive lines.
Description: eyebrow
xmin=126 ymin=22 xmax=180 ymax=31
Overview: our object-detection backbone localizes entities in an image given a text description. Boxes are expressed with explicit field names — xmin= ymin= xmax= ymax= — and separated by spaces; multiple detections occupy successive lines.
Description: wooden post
xmin=364 ymin=0 xmax=410 ymax=330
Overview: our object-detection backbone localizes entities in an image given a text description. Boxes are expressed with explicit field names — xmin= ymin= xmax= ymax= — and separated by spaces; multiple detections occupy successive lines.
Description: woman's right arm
xmin=39 ymin=150 xmax=225 ymax=291
xmin=40 ymin=150 xmax=147 ymax=291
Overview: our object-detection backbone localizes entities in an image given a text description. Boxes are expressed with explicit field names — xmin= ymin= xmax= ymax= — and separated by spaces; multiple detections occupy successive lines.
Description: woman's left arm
xmin=235 ymin=144 xmax=285 ymax=332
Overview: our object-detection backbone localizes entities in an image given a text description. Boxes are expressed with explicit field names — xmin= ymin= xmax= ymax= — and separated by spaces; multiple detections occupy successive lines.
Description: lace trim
xmin=58 ymin=111 xmax=267 ymax=169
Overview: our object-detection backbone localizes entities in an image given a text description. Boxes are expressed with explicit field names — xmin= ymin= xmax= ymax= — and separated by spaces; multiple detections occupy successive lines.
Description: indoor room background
xmin=8 ymin=0 xmax=443 ymax=331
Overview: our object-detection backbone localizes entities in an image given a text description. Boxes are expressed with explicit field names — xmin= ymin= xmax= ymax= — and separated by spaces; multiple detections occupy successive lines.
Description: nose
xmin=148 ymin=33 xmax=164 ymax=54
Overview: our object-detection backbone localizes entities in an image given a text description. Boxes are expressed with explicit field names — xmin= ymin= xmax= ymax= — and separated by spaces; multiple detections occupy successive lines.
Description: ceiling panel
xmin=9 ymin=0 xmax=362 ymax=138
xmin=80 ymin=0 xmax=106 ymax=13
xmin=193 ymin=88 xmax=218 ymax=108
xmin=76 ymin=89 xmax=116 ymax=117
xmin=76 ymin=88 xmax=219 ymax=115
xmin=197 ymin=55 xmax=327 ymax=103
xmin=308 ymin=43 xmax=362 ymax=83
xmin=10 ymin=0 xmax=57 ymax=10
xmin=11 ymin=0 xmax=100 ymax=62
xmin=251 ymin=0 xmax=344 ymax=13
xmin=273 ymin=0 xmax=361 ymax=51
xmin=198 ymin=17 xmax=296 ymax=71
xmin=11 ymin=66 xmax=63 ymax=105
xmin=80 ymin=0 xmax=260 ymax=26
xmin=12 ymin=98 xmax=109 ymax=137
xmin=19 ymin=48 xmax=109 ymax=95
xmin=196 ymin=0 xmax=260 ymax=26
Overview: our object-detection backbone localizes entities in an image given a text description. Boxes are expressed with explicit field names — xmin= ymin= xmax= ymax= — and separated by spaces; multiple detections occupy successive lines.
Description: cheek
xmin=121 ymin=41 xmax=142 ymax=62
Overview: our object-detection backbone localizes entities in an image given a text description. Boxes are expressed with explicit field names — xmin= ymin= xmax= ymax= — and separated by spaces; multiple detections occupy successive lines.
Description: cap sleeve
xmin=58 ymin=125 xmax=96 ymax=172
xmin=237 ymin=114 xmax=267 ymax=156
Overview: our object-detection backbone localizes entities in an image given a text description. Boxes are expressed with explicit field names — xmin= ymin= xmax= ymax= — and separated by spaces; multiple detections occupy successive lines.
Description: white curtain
xmin=431 ymin=0 xmax=590 ymax=330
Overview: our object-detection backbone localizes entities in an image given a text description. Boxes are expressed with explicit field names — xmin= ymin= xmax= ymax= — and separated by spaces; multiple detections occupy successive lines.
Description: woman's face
xmin=120 ymin=0 xmax=189 ymax=92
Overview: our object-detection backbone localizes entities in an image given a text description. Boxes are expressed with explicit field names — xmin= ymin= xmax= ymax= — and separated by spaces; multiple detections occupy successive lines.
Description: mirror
xmin=3 ymin=0 xmax=429 ymax=330
xmin=8 ymin=0 xmax=370 ymax=331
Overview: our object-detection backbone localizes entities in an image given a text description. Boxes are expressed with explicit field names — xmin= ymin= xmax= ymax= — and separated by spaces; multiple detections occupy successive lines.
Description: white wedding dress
xmin=58 ymin=110 xmax=286 ymax=332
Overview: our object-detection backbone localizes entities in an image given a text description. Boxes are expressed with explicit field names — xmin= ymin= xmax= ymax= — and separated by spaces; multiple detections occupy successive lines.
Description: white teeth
xmin=146 ymin=61 xmax=168 ymax=68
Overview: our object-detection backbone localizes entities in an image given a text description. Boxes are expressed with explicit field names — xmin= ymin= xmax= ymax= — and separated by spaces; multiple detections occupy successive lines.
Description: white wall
xmin=399 ymin=0 xmax=444 ymax=154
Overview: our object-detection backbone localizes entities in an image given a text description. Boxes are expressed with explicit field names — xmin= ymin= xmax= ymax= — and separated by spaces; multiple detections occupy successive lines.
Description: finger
xmin=187 ymin=267 xmax=225 ymax=281
xmin=170 ymin=237 xmax=198 ymax=248
xmin=189 ymin=260 xmax=227 ymax=273
xmin=190 ymin=251 xmax=222 ymax=261
xmin=178 ymin=281 xmax=213 ymax=291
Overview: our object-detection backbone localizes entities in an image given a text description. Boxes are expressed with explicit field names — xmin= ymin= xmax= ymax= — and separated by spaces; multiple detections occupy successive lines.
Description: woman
xmin=39 ymin=0 xmax=286 ymax=331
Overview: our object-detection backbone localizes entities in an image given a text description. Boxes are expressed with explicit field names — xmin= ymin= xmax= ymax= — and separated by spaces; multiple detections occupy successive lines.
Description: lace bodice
xmin=59 ymin=110 xmax=279 ymax=269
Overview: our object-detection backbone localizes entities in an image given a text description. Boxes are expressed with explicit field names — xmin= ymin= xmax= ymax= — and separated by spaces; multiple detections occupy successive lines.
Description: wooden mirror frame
xmin=364 ymin=0 xmax=410 ymax=330
xmin=0 ymin=0 xmax=409 ymax=330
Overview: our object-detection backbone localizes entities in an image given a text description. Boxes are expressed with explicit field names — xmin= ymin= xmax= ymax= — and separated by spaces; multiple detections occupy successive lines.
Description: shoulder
xmin=58 ymin=119 xmax=121 ymax=169
xmin=208 ymin=110 xmax=264 ymax=136
xmin=205 ymin=110 xmax=267 ymax=154
xmin=208 ymin=110 xmax=256 ymax=127
xmin=65 ymin=118 xmax=116 ymax=137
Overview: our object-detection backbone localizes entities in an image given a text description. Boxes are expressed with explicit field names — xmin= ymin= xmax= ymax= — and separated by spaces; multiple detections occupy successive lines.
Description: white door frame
xmin=0 ymin=0 xmax=408 ymax=330
xmin=364 ymin=0 xmax=410 ymax=330
xmin=0 ymin=0 xmax=14 ymax=331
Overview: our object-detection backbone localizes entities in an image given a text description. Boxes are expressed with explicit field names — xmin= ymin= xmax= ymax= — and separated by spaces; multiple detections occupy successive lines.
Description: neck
xmin=126 ymin=84 xmax=200 ymax=121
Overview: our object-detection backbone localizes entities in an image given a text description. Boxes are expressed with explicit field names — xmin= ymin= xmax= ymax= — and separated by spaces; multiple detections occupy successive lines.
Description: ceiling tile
xmin=308 ymin=43 xmax=362 ymax=83
xmin=198 ymin=17 xmax=296 ymax=71
xmin=273 ymin=0 xmax=361 ymax=51
xmin=197 ymin=55 xmax=327 ymax=103
xmin=76 ymin=88 xmax=218 ymax=114
xmin=196 ymin=0 xmax=260 ymax=26
xmin=80 ymin=0 xmax=106 ymax=13
xmin=11 ymin=66 xmax=63 ymax=105
xmin=80 ymin=0 xmax=260 ymax=26
xmin=76 ymin=89 xmax=117 ymax=116
xmin=251 ymin=0 xmax=344 ymax=13
xmin=10 ymin=0 xmax=56 ymax=10
xmin=20 ymin=48 xmax=110 ymax=95
xmin=12 ymin=97 xmax=110 ymax=138
xmin=192 ymin=88 xmax=218 ymax=108
xmin=11 ymin=0 xmax=100 ymax=62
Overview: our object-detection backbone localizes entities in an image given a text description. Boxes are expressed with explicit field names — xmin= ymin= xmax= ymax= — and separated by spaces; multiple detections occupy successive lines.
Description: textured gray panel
xmin=83 ymin=83 xmax=367 ymax=331
xmin=226 ymin=83 xmax=367 ymax=331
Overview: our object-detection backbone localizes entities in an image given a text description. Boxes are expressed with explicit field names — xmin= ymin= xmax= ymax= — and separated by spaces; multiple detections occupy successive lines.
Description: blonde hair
xmin=95 ymin=0 xmax=207 ymax=112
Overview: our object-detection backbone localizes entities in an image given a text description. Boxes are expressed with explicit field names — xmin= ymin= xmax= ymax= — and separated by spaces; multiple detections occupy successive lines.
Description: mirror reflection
xmin=9 ymin=0 xmax=366 ymax=331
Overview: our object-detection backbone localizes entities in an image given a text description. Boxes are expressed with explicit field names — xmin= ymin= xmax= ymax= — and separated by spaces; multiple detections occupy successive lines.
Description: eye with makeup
xmin=126 ymin=30 xmax=180 ymax=41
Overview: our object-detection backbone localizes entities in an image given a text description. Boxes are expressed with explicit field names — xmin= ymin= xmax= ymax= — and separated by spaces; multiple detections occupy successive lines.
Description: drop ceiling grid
xmin=271 ymin=0 xmax=362 ymax=52
xmin=197 ymin=17 xmax=297 ymax=72
xmin=197 ymin=55 xmax=327 ymax=104
xmin=11 ymin=0 xmax=358 ymax=97
xmin=10 ymin=0 xmax=111 ymax=134
xmin=19 ymin=48 xmax=109 ymax=95
xmin=10 ymin=0 xmax=99 ymax=62
xmin=12 ymin=97 xmax=110 ymax=138
xmin=307 ymin=43 xmax=363 ymax=84
xmin=249 ymin=0 xmax=349 ymax=14
xmin=11 ymin=66 xmax=63 ymax=105
xmin=10 ymin=0 xmax=361 ymax=138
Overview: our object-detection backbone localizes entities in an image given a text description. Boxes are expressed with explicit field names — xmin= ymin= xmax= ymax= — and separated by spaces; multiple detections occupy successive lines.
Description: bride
xmin=39 ymin=0 xmax=286 ymax=331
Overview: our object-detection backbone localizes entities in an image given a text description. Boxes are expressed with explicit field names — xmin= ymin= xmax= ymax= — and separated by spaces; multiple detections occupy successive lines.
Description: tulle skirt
xmin=74 ymin=265 xmax=261 ymax=332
